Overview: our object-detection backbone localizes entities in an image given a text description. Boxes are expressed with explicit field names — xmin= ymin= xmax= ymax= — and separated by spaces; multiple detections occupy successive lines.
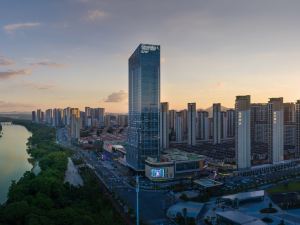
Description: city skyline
xmin=1 ymin=0 xmax=300 ymax=113
xmin=2 ymin=1 xmax=300 ymax=224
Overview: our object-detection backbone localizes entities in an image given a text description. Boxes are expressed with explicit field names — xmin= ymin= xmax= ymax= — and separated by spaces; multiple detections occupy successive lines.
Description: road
xmin=57 ymin=128 xmax=172 ymax=225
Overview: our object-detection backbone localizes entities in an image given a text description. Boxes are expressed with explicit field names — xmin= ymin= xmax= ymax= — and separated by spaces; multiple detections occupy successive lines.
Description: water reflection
xmin=0 ymin=124 xmax=32 ymax=204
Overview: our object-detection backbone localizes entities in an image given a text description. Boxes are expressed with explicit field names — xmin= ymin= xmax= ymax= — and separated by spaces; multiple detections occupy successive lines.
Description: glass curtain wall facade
xmin=127 ymin=44 xmax=160 ymax=171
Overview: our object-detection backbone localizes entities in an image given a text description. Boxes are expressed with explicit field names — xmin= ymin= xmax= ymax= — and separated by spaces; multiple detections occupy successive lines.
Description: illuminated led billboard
xmin=151 ymin=168 xmax=165 ymax=178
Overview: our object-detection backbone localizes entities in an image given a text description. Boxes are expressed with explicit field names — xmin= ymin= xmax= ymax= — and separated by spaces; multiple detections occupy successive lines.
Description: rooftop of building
xmin=221 ymin=190 xmax=265 ymax=202
xmin=193 ymin=178 xmax=223 ymax=188
xmin=146 ymin=148 xmax=206 ymax=164
xmin=167 ymin=201 xmax=205 ymax=219
xmin=216 ymin=210 xmax=266 ymax=225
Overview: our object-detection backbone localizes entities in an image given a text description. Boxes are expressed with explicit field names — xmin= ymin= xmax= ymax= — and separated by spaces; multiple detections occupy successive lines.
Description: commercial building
xmin=127 ymin=44 xmax=160 ymax=171
xmin=187 ymin=103 xmax=196 ymax=146
xmin=235 ymin=95 xmax=251 ymax=170
xmin=145 ymin=149 xmax=206 ymax=181
xmin=267 ymin=98 xmax=284 ymax=163
xmin=234 ymin=160 xmax=298 ymax=177
xmin=160 ymin=102 xmax=169 ymax=150
xmin=220 ymin=190 xmax=265 ymax=208
xmin=213 ymin=103 xmax=222 ymax=144
xmin=216 ymin=211 xmax=266 ymax=225
xmin=102 ymin=141 xmax=126 ymax=165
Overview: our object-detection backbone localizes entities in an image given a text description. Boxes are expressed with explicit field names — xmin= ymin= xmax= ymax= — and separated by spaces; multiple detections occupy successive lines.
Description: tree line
xmin=0 ymin=119 xmax=123 ymax=225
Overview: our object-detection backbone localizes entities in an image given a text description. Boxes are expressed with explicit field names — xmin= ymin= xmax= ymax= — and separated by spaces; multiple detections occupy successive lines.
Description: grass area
xmin=267 ymin=181 xmax=300 ymax=194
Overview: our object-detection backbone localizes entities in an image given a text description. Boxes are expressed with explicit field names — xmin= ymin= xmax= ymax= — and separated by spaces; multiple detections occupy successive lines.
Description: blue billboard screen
xmin=151 ymin=168 xmax=165 ymax=178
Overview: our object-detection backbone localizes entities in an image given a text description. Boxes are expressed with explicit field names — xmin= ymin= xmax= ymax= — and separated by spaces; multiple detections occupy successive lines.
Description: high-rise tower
xmin=187 ymin=103 xmax=196 ymax=146
xmin=213 ymin=103 xmax=222 ymax=144
xmin=268 ymin=98 xmax=284 ymax=163
xmin=127 ymin=44 xmax=160 ymax=171
xmin=296 ymin=100 xmax=300 ymax=158
xmin=160 ymin=102 xmax=169 ymax=150
xmin=235 ymin=95 xmax=251 ymax=170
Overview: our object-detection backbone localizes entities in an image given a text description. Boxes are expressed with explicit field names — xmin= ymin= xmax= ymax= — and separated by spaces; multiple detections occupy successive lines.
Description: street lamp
xmin=136 ymin=175 xmax=140 ymax=225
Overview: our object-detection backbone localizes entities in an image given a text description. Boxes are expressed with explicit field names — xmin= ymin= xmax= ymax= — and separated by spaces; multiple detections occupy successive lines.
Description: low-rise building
xmin=219 ymin=190 xmax=265 ymax=208
xmin=216 ymin=210 xmax=266 ymax=225
xmin=167 ymin=201 xmax=205 ymax=222
xmin=145 ymin=149 xmax=206 ymax=181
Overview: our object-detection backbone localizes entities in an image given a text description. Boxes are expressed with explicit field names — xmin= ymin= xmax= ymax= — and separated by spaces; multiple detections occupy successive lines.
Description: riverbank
xmin=0 ymin=123 xmax=32 ymax=204
xmin=0 ymin=119 xmax=123 ymax=225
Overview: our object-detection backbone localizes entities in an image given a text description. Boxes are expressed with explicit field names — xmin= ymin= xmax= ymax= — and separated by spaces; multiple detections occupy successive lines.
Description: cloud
xmin=0 ymin=69 xmax=32 ymax=80
xmin=0 ymin=101 xmax=34 ymax=109
xmin=3 ymin=22 xmax=41 ymax=33
xmin=0 ymin=56 xmax=15 ymax=66
xmin=104 ymin=90 xmax=127 ymax=102
xmin=85 ymin=10 xmax=108 ymax=22
xmin=22 ymin=81 xmax=56 ymax=90
xmin=30 ymin=61 xmax=67 ymax=68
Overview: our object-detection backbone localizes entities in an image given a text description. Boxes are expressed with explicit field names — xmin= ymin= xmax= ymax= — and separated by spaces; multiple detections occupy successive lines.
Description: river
xmin=0 ymin=123 xmax=32 ymax=204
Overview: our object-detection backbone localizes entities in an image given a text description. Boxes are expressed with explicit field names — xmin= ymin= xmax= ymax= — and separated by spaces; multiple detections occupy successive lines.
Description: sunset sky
xmin=1 ymin=0 xmax=300 ymax=113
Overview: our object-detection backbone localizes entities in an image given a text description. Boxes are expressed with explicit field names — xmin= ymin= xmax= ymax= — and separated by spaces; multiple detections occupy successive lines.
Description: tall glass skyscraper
xmin=127 ymin=44 xmax=160 ymax=171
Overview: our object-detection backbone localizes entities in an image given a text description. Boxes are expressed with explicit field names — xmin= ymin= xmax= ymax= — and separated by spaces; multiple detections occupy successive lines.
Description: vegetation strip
xmin=0 ymin=119 xmax=123 ymax=225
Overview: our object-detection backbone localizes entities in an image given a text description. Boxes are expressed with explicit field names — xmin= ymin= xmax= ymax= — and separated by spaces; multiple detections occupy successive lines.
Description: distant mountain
xmin=200 ymin=106 xmax=232 ymax=117
xmin=0 ymin=112 xmax=31 ymax=120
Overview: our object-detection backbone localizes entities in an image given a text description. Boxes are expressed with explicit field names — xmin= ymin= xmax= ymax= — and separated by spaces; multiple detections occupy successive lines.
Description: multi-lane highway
xmin=57 ymin=128 xmax=173 ymax=225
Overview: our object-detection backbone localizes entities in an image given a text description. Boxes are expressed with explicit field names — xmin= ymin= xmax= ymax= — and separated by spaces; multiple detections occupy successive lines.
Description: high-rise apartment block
xmin=235 ymin=95 xmax=251 ymax=170
xmin=117 ymin=114 xmax=128 ymax=127
xmin=160 ymin=102 xmax=169 ymax=149
xmin=45 ymin=109 xmax=53 ymax=125
xmin=296 ymin=100 xmax=300 ymax=158
xmin=227 ymin=109 xmax=235 ymax=138
xmin=221 ymin=111 xmax=228 ymax=140
xmin=70 ymin=108 xmax=81 ymax=141
xmin=169 ymin=110 xmax=176 ymax=133
xmin=251 ymin=103 xmax=268 ymax=144
xmin=197 ymin=111 xmax=209 ymax=140
xmin=32 ymin=111 xmax=36 ymax=123
xmin=267 ymin=98 xmax=284 ymax=163
xmin=176 ymin=111 xmax=183 ymax=142
xmin=187 ymin=103 xmax=196 ymax=146
xmin=213 ymin=103 xmax=222 ymax=144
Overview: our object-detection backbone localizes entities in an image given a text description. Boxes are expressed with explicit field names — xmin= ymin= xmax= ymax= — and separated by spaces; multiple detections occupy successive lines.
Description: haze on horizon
xmin=0 ymin=0 xmax=300 ymax=113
